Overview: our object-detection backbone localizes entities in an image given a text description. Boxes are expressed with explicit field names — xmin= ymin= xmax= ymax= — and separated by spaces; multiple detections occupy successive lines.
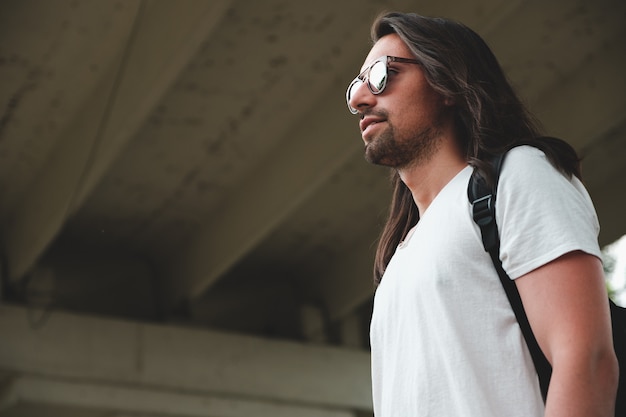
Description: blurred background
xmin=0 ymin=0 xmax=624 ymax=416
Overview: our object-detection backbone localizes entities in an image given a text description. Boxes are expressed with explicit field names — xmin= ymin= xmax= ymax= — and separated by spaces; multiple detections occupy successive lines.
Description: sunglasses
xmin=346 ymin=55 xmax=421 ymax=114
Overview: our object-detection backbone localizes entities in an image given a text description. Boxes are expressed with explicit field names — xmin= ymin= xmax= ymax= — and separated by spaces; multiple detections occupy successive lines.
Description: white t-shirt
xmin=370 ymin=146 xmax=601 ymax=417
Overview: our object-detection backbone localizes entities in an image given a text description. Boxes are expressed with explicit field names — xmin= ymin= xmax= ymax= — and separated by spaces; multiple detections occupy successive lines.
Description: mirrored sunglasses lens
xmin=348 ymin=79 xmax=363 ymax=100
xmin=346 ymin=79 xmax=362 ymax=112
xmin=369 ymin=60 xmax=387 ymax=93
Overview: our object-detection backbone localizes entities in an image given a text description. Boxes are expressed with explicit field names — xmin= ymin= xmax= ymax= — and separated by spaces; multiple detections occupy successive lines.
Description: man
xmin=346 ymin=12 xmax=618 ymax=417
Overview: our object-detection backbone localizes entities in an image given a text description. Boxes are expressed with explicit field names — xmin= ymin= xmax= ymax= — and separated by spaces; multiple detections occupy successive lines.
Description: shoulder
xmin=498 ymin=145 xmax=569 ymax=193
xmin=495 ymin=146 xmax=601 ymax=278
xmin=497 ymin=144 xmax=591 ymax=206
xmin=502 ymin=145 xmax=552 ymax=171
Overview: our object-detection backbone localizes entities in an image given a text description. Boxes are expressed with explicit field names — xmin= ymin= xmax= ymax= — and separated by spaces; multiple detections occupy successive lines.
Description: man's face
xmin=349 ymin=34 xmax=451 ymax=169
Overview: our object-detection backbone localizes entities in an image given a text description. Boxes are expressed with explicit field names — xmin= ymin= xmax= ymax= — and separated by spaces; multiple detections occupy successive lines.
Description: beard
xmin=364 ymin=120 xmax=442 ymax=169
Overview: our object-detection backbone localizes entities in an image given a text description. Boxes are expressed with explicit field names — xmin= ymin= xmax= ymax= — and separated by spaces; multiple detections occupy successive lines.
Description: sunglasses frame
xmin=346 ymin=55 xmax=421 ymax=114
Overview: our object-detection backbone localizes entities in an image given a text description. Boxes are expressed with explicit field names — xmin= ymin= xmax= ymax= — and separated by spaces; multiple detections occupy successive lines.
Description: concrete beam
xmin=0 ymin=375 xmax=356 ymax=417
xmin=4 ymin=0 xmax=232 ymax=283
xmin=165 ymin=77 xmax=362 ymax=305
xmin=0 ymin=305 xmax=372 ymax=410
xmin=533 ymin=27 xmax=626 ymax=149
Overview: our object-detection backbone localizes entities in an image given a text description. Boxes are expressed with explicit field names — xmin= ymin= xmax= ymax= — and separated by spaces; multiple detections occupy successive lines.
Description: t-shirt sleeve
xmin=496 ymin=146 xmax=601 ymax=279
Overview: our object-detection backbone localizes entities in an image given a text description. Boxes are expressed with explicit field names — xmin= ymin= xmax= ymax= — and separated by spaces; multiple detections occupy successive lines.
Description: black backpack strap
xmin=610 ymin=299 xmax=626 ymax=415
xmin=468 ymin=152 xmax=552 ymax=402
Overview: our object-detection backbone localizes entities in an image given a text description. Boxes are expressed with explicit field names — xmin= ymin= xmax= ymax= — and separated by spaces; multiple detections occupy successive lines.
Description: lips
xmin=360 ymin=116 xmax=386 ymax=133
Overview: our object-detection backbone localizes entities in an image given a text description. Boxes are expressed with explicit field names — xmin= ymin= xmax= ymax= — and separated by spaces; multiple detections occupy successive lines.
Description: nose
xmin=348 ymin=80 xmax=376 ymax=114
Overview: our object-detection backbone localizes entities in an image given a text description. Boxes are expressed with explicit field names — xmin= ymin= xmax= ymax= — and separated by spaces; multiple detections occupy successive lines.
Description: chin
xmin=364 ymin=150 xmax=394 ymax=167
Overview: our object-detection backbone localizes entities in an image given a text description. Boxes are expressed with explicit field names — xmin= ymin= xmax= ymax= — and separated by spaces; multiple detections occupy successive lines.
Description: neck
xmin=398 ymin=135 xmax=467 ymax=216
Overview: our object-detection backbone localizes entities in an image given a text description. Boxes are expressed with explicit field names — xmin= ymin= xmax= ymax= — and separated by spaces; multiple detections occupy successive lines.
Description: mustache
xmin=360 ymin=109 xmax=389 ymax=120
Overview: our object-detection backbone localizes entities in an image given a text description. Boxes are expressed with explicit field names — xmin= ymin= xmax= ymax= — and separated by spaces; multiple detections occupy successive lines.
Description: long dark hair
xmin=372 ymin=12 xmax=581 ymax=285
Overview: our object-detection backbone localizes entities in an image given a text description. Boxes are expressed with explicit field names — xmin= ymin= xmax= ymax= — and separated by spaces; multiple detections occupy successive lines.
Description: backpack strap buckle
xmin=471 ymin=194 xmax=494 ymax=227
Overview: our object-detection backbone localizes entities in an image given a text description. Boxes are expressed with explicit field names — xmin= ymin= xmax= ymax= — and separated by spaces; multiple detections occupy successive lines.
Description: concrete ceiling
xmin=0 ymin=0 xmax=625 ymax=416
